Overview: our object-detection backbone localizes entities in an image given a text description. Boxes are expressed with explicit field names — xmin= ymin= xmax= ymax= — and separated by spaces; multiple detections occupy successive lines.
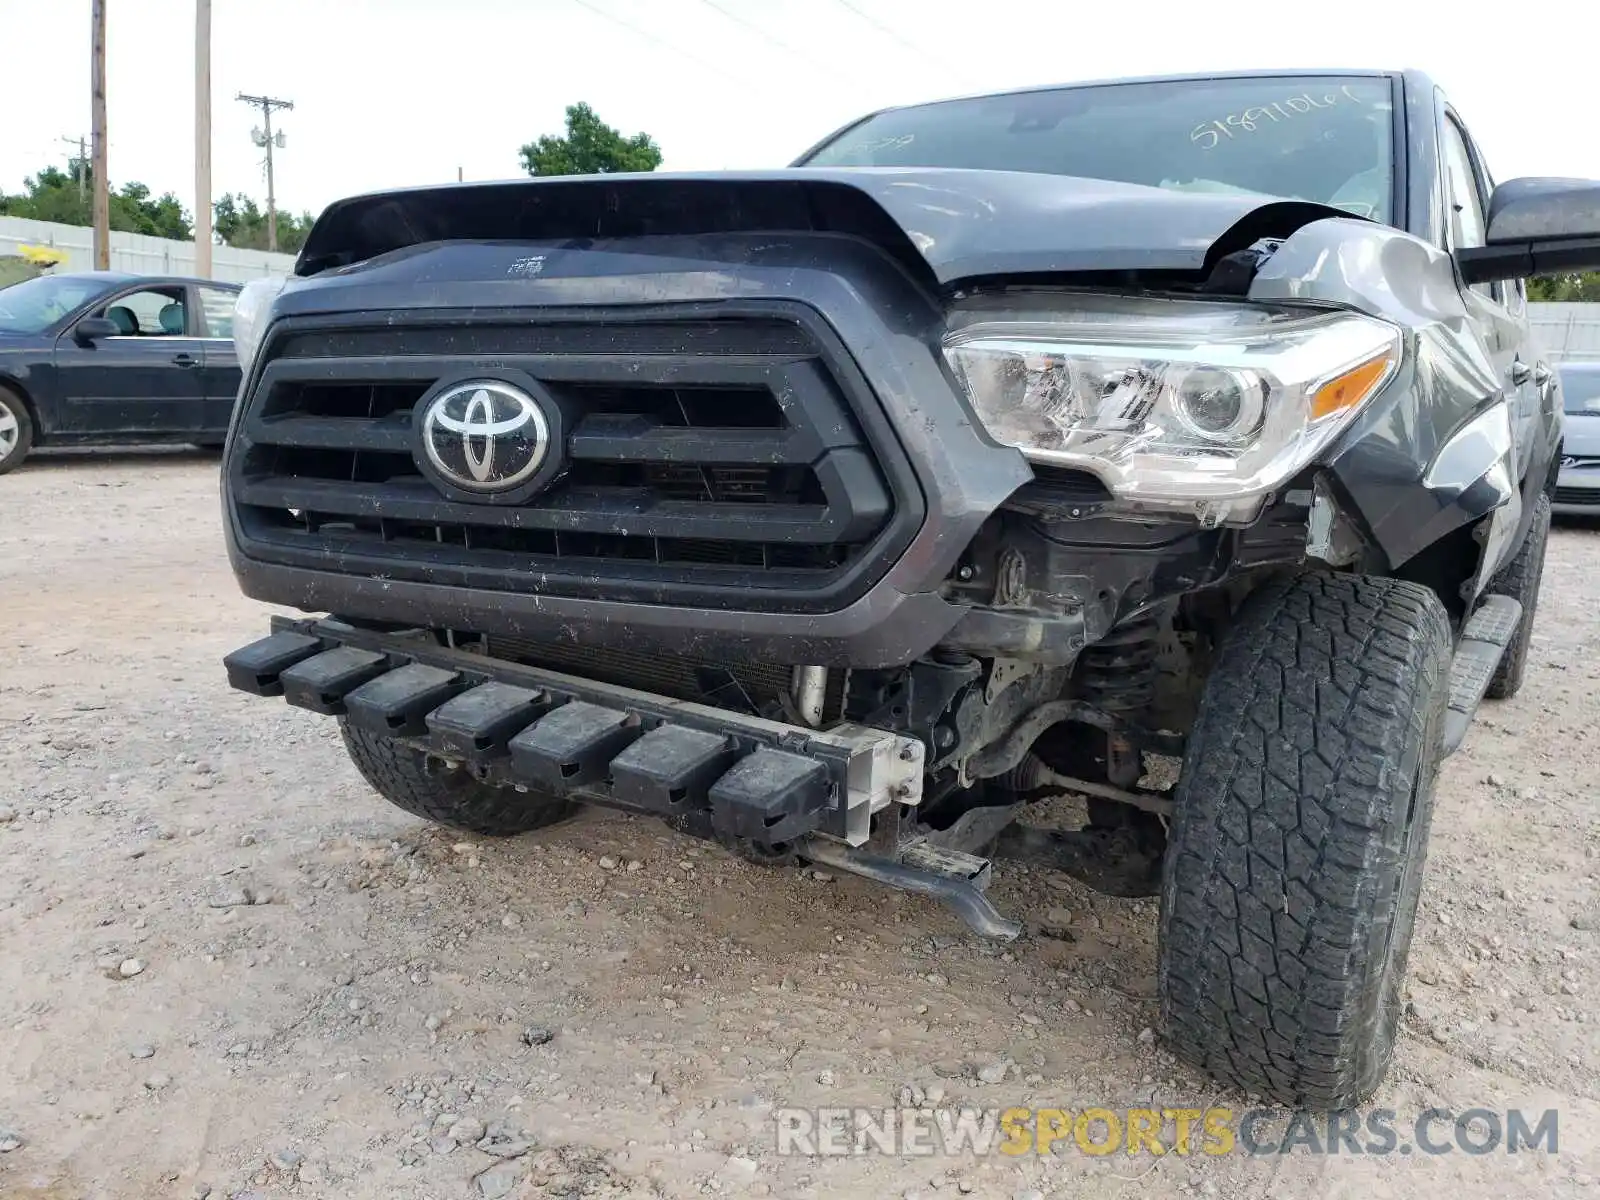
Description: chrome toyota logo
xmin=1562 ymin=455 xmax=1579 ymax=469
xmin=420 ymin=380 xmax=550 ymax=493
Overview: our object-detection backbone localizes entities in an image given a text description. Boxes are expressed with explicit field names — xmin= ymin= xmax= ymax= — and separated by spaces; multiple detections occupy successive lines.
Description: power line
xmin=694 ymin=0 xmax=857 ymax=88
xmin=60 ymin=135 xmax=89 ymax=200
xmin=827 ymin=0 xmax=977 ymax=85
xmin=567 ymin=0 xmax=769 ymax=94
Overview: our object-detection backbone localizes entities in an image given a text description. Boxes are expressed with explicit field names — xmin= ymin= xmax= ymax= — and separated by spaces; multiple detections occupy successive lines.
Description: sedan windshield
xmin=801 ymin=75 xmax=1396 ymax=225
xmin=0 ymin=275 xmax=112 ymax=334
xmin=1561 ymin=366 xmax=1600 ymax=414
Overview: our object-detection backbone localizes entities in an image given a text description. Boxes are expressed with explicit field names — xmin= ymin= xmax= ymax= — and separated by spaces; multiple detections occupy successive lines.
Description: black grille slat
xmin=568 ymin=422 xmax=791 ymax=464
xmin=253 ymin=414 xmax=413 ymax=453
xmin=247 ymin=449 xmax=817 ymax=507
xmin=238 ymin=476 xmax=850 ymax=542
xmin=561 ymin=383 xmax=784 ymax=428
xmin=244 ymin=510 xmax=854 ymax=583
xmin=258 ymin=381 xmax=428 ymax=421
xmin=230 ymin=308 xmax=911 ymax=611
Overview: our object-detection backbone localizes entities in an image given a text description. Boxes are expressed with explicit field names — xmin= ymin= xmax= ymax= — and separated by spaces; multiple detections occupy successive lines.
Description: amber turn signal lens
xmin=1310 ymin=353 xmax=1395 ymax=421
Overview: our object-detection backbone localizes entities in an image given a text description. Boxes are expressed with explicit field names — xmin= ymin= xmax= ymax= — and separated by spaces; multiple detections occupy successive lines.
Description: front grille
xmin=230 ymin=309 xmax=914 ymax=611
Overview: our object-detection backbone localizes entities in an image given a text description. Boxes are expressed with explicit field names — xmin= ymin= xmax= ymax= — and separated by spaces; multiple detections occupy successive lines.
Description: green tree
xmin=519 ymin=103 xmax=662 ymax=177
xmin=213 ymin=192 xmax=316 ymax=254
xmin=0 ymin=162 xmax=192 ymax=240
xmin=113 ymin=181 xmax=191 ymax=240
xmin=1528 ymin=273 xmax=1600 ymax=302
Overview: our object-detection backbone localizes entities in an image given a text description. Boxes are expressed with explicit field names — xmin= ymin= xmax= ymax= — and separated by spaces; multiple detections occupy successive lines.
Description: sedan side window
xmin=97 ymin=287 xmax=189 ymax=336
xmin=197 ymin=286 xmax=237 ymax=339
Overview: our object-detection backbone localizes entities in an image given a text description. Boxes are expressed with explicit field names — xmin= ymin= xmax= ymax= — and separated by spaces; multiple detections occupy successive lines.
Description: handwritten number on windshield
xmin=1192 ymin=85 xmax=1367 ymax=150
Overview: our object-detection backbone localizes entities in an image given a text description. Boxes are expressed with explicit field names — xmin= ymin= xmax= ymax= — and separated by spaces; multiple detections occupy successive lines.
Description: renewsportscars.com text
xmin=774 ymin=1106 xmax=1559 ymax=1158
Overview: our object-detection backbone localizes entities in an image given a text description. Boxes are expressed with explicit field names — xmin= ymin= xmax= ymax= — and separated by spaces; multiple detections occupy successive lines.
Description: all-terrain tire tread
xmin=1158 ymin=572 xmax=1451 ymax=1107
xmin=1484 ymin=493 xmax=1550 ymax=700
xmin=339 ymin=719 xmax=578 ymax=837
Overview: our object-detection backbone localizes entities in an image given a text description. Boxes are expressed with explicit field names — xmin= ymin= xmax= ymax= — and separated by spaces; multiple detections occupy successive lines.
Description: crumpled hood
xmin=295 ymin=168 xmax=1351 ymax=287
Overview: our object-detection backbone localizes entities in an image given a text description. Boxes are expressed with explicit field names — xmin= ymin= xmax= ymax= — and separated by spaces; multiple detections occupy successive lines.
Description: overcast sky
xmin=0 ymin=0 xmax=1591 ymax=220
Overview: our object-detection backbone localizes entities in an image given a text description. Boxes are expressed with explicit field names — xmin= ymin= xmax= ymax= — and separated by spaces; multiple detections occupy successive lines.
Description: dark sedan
xmin=0 ymin=271 xmax=244 ymax=474
xmin=1553 ymin=361 xmax=1600 ymax=515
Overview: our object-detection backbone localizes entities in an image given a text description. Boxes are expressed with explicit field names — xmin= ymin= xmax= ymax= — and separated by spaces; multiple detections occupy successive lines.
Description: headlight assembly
xmin=943 ymin=295 xmax=1401 ymax=521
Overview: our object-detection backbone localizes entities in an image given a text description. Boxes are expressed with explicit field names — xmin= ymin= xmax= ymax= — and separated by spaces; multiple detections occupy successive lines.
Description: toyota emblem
xmin=420 ymin=380 xmax=551 ymax=494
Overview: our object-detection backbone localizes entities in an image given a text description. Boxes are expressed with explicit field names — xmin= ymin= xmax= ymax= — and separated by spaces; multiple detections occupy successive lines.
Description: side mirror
xmin=73 ymin=316 xmax=121 ymax=344
xmin=1458 ymin=178 xmax=1600 ymax=284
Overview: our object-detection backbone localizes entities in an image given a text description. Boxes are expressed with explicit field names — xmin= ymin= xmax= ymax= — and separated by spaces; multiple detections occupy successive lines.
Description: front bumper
xmin=1553 ymin=463 xmax=1600 ymax=513
xmin=225 ymin=616 xmax=924 ymax=847
xmin=227 ymin=551 xmax=971 ymax=669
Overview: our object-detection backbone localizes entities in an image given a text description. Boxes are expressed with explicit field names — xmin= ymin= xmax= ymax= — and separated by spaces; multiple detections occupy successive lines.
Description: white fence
xmin=0 ymin=215 xmax=295 ymax=282
xmin=1530 ymin=303 xmax=1600 ymax=362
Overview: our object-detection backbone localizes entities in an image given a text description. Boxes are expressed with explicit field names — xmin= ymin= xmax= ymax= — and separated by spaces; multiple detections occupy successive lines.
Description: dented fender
xmin=1248 ymin=217 xmax=1526 ymax=581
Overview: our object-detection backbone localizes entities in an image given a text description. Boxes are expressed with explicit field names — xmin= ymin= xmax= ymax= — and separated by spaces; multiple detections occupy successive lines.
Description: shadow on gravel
xmin=20 ymin=445 xmax=221 ymax=471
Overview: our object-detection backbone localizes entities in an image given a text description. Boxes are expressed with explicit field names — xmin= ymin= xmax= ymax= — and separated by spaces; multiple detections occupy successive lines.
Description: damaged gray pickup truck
xmin=221 ymin=70 xmax=1591 ymax=1106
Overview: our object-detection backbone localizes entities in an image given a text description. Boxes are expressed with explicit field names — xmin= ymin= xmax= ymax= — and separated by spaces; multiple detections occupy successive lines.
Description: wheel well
xmin=1389 ymin=520 xmax=1479 ymax=623
xmin=1544 ymin=441 xmax=1563 ymax=497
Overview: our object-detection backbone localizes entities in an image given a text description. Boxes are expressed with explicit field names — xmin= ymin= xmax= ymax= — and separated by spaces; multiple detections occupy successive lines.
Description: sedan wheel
xmin=0 ymin=388 xmax=35 ymax=476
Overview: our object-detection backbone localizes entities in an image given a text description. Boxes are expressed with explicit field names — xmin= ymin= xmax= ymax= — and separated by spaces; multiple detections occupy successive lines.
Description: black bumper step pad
xmin=509 ymin=702 xmax=641 ymax=791
xmin=425 ymin=682 xmax=551 ymax=761
xmin=610 ymin=725 xmax=737 ymax=814
xmin=710 ymin=749 xmax=831 ymax=843
xmin=223 ymin=631 xmax=326 ymax=696
xmin=223 ymin=618 xmax=918 ymax=850
xmin=343 ymin=663 xmax=466 ymax=737
xmin=280 ymin=647 xmax=391 ymax=715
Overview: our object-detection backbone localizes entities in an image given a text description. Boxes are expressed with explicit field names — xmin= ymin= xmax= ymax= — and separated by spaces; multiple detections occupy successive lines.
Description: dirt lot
xmin=0 ymin=453 xmax=1597 ymax=1200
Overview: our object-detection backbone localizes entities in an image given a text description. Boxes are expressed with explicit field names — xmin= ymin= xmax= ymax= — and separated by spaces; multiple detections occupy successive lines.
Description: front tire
xmin=339 ymin=719 xmax=580 ymax=836
xmin=0 ymin=387 xmax=35 ymax=476
xmin=1158 ymin=573 xmax=1450 ymax=1107
xmin=1483 ymin=493 xmax=1550 ymax=700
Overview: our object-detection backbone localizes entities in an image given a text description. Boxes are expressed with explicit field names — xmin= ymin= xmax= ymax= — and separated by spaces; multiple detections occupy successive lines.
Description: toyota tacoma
xmin=220 ymin=70 xmax=1589 ymax=1106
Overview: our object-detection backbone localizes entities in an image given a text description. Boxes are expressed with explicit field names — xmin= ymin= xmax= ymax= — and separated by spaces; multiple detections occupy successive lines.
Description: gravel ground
xmin=0 ymin=453 xmax=1597 ymax=1200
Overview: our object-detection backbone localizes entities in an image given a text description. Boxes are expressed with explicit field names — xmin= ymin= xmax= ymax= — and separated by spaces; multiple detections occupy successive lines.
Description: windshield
xmin=801 ymin=75 xmax=1396 ymax=224
xmin=1562 ymin=366 xmax=1600 ymax=414
xmin=0 ymin=275 xmax=112 ymax=334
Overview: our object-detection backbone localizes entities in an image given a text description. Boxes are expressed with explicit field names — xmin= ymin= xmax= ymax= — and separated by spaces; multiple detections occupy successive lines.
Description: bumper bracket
xmin=226 ymin=617 xmax=925 ymax=849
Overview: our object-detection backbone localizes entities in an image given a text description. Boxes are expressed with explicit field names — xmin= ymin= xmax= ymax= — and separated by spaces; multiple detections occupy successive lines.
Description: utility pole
xmin=60 ymin=135 xmax=88 ymax=203
xmin=236 ymin=91 xmax=293 ymax=252
xmin=194 ymin=0 xmax=212 ymax=277
xmin=91 ymin=0 xmax=110 ymax=269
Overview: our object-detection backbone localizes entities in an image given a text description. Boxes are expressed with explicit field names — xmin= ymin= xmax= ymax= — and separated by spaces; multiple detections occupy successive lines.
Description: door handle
xmin=1509 ymin=361 xmax=1532 ymax=386
xmin=1533 ymin=363 xmax=1553 ymax=387
xmin=172 ymin=353 xmax=198 ymax=368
